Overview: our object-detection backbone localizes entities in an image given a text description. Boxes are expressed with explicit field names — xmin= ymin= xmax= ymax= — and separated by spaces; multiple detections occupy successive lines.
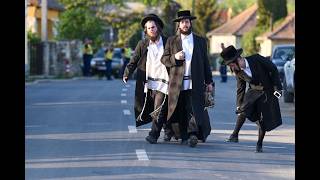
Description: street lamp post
xmin=25 ymin=0 xmax=28 ymax=77
xmin=41 ymin=0 xmax=49 ymax=77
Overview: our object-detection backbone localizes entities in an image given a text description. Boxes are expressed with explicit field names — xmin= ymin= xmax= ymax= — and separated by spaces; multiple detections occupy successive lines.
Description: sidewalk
xmin=25 ymin=76 xmax=97 ymax=86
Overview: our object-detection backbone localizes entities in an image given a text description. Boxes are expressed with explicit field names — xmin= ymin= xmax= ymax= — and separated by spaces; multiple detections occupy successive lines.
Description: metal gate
xmin=29 ymin=42 xmax=43 ymax=75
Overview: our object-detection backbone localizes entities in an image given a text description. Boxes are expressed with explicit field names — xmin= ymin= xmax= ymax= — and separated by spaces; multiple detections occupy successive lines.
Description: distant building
xmin=26 ymin=0 xmax=64 ymax=41
xmin=256 ymin=13 xmax=295 ymax=56
xmin=206 ymin=4 xmax=258 ymax=54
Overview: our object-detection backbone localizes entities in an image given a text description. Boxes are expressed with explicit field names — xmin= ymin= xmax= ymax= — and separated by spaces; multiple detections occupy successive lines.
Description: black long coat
xmin=123 ymin=36 xmax=168 ymax=127
xmin=236 ymin=54 xmax=283 ymax=131
xmin=161 ymin=33 xmax=213 ymax=140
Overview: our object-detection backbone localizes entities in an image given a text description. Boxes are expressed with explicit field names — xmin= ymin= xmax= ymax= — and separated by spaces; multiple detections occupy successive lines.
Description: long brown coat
xmin=160 ymin=33 xmax=213 ymax=140
xmin=123 ymin=36 xmax=168 ymax=127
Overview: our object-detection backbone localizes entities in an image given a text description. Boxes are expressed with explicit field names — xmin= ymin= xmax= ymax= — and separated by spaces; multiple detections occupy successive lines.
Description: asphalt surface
xmin=25 ymin=76 xmax=295 ymax=180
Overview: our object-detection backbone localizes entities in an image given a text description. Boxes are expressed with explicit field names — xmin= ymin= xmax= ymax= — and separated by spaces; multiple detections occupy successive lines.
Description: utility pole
xmin=25 ymin=0 xmax=28 ymax=77
xmin=41 ymin=0 xmax=49 ymax=77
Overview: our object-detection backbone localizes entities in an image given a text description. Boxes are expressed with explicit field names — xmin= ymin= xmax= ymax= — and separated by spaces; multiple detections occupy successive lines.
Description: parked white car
xmin=283 ymin=58 xmax=295 ymax=102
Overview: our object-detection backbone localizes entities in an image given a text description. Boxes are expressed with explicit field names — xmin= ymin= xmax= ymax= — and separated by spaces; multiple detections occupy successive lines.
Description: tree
xmin=111 ymin=12 xmax=143 ymax=47
xmin=56 ymin=7 xmax=105 ymax=45
xmin=161 ymin=0 xmax=181 ymax=37
xmin=241 ymin=27 xmax=266 ymax=56
xmin=58 ymin=0 xmax=124 ymax=9
xmin=257 ymin=0 xmax=287 ymax=29
xmin=241 ymin=0 xmax=288 ymax=54
xmin=193 ymin=0 xmax=219 ymax=37
xmin=219 ymin=0 xmax=256 ymax=17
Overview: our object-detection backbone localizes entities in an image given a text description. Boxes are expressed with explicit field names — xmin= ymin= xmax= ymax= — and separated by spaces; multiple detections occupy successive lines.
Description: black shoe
xmin=255 ymin=145 xmax=263 ymax=153
xmin=189 ymin=135 xmax=198 ymax=148
xmin=145 ymin=135 xmax=157 ymax=144
xmin=225 ymin=135 xmax=239 ymax=143
xmin=180 ymin=139 xmax=188 ymax=145
xmin=163 ymin=133 xmax=173 ymax=142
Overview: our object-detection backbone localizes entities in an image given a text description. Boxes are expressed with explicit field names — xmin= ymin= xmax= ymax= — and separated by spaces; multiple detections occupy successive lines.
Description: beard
xmin=179 ymin=26 xmax=192 ymax=35
xmin=146 ymin=32 xmax=160 ymax=42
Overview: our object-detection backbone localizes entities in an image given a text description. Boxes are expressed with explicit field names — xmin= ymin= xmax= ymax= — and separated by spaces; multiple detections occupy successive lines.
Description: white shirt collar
xmin=181 ymin=32 xmax=192 ymax=40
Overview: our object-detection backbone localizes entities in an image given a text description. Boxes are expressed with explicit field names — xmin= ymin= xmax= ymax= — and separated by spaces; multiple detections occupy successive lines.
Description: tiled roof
xmin=28 ymin=0 xmax=64 ymax=11
xmin=207 ymin=4 xmax=257 ymax=37
xmin=257 ymin=13 xmax=295 ymax=40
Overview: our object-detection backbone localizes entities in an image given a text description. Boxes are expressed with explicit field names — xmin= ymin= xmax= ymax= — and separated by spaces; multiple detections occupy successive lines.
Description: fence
xmin=27 ymin=40 xmax=83 ymax=77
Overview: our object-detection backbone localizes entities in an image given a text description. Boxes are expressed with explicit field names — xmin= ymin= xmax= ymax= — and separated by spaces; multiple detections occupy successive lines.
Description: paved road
xmin=25 ymin=76 xmax=295 ymax=180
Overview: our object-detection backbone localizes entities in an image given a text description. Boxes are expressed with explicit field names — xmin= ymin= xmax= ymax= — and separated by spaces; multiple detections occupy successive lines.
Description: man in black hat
xmin=221 ymin=45 xmax=283 ymax=153
xmin=161 ymin=10 xmax=214 ymax=147
xmin=123 ymin=14 xmax=175 ymax=144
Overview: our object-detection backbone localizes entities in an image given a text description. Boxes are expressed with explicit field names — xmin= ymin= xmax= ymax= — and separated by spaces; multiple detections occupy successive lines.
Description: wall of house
xmin=259 ymin=39 xmax=295 ymax=57
xmin=259 ymin=39 xmax=272 ymax=57
xmin=209 ymin=35 xmax=237 ymax=54
xmin=27 ymin=6 xmax=60 ymax=40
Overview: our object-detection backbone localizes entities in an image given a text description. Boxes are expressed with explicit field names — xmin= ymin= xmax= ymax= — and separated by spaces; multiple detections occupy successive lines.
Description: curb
xmin=25 ymin=77 xmax=82 ymax=86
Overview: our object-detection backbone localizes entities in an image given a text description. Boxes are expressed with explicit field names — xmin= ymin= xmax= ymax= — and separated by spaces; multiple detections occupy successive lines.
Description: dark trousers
xmin=219 ymin=65 xmax=227 ymax=82
xmin=121 ymin=58 xmax=129 ymax=78
xmin=170 ymin=90 xmax=198 ymax=141
xmin=83 ymin=54 xmax=92 ymax=76
xmin=148 ymin=90 xmax=171 ymax=139
xmin=105 ymin=60 xmax=112 ymax=80
xmin=232 ymin=111 xmax=266 ymax=146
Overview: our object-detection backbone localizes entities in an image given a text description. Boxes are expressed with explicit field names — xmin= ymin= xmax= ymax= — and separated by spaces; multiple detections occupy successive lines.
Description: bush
xmin=27 ymin=30 xmax=41 ymax=43
xmin=241 ymin=27 xmax=266 ymax=56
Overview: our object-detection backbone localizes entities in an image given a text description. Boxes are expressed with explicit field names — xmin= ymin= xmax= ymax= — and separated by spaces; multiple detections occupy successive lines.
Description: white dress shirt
xmin=241 ymin=58 xmax=252 ymax=78
xmin=181 ymin=33 xmax=194 ymax=90
xmin=145 ymin=36 xmax=169 ymax=94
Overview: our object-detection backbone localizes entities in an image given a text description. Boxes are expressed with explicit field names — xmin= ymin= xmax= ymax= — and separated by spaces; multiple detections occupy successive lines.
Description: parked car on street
xmin=283 ymin=58 xmax=295 ymax=103
xmin=271 ymin=44 xmax=295 ymax=82
xmin=90 ymin=47 xmax=123 ymax=79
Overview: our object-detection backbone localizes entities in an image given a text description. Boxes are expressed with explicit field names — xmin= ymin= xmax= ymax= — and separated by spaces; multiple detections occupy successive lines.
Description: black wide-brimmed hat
xmin=141 ymin=14 xmax=164 ymax=29
xmin=173 ymin=10 xmax=197 ymax=22
xmin=220 ymin=45 xmax=243 ymax=65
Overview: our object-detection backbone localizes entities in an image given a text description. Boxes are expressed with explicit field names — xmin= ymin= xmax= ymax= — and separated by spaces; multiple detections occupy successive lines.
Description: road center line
xmin=121 ymin=93 xmax=127 ymax=97
xmin=122 ymin=88 xmax=128 ymax=92
xmin=128 ymin=126 xmax=137 ymax=133
xmin=123 ymin=109 xmax=131 ymax=115
xmin=121 ymin=100 xmax=127 ymax=104
xmin=125 ymin=84 xmax=131 ymax=88
xmin=136 ymin=149 xmax=149 ymax=161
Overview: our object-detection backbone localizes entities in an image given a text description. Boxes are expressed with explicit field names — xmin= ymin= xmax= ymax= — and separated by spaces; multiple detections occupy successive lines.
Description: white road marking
xmin=125 ymin=84 xmax=131 ymax=88
xmin=33 ymin=101 xmax=112 ymax=106
xmin=136 ymin=149 xmax=149 ymax=161
xmin=87 ymin=122 xmax=110 ymax=126
xmin=25 ymin=125 xmax=45 ymax=128
xmin=128 ymin=126 xmax=137 ymax=133
xmin=121 ymin=93 xmax=127 ymax=97
xmin=123 ymin=109 xmax=131 ymax=115
xmin=213 ymin=122 xmax=256 ymax=127
xmin=121 ymin=100 xmax=127 ymax=104
xmin=242 ymin=145 xmax=286 ymax=149
xmin=262 ymin=146 xmax=286 ymax=149
xmin=122 ymin=88 xmax=128 ymax=92
xmin=133 ymin=128 xmax=165 ymax=132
